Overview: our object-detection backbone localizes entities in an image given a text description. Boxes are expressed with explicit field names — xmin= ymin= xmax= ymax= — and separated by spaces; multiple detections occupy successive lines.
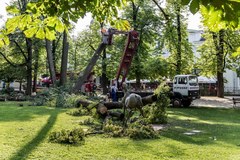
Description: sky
xmin=0 ymin=0 xmax=202 ymax=35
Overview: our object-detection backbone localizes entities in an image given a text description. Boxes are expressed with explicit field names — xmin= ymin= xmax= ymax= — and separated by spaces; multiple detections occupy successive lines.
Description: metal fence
xmin=224 ymin=87 xmax=240 ymax=96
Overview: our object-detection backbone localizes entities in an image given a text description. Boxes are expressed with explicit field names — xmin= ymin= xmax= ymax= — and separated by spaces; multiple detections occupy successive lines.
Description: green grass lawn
xmin=1 ymin=101 xmax=240 ymax=160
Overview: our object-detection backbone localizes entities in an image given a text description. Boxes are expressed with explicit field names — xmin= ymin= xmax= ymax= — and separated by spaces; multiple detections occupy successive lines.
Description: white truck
xmin=169 ymin=75 xmax=200 ymax=107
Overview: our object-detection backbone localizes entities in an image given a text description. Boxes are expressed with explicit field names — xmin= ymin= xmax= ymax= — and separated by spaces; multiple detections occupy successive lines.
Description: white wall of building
xmin=224 ymin=69 xmax=240 ymax=93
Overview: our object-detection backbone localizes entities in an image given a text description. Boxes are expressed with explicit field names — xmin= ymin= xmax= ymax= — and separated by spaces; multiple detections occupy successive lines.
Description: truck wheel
xmin=173 ymin=98 xmax=182 ymax=107
xmin=182 ymin=100 xmax=191 ymax=107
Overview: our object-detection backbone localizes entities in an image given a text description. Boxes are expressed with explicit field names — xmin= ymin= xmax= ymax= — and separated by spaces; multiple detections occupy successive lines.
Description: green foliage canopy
xmin=0 ymin=0 xmax=128 ymax=48
xmin=181 ymin=0 xmax=240 ymax=31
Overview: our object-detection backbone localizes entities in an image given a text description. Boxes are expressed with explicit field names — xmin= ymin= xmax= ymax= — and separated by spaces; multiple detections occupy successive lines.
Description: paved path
xmin=191 ymin=96 xmax=240 ymax=108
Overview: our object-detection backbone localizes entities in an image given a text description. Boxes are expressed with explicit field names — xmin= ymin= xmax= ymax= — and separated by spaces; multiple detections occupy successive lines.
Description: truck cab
xmin=171 ymin=75 xmax=200 ymax=107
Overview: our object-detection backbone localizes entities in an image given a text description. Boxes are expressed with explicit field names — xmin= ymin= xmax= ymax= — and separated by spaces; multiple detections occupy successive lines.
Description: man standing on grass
xmin=111 ymin=83 xmax=118 ymax=102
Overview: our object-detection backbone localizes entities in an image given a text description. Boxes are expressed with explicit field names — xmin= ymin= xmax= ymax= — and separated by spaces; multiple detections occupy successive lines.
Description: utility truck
xmin=168 ymin=75 xmax=200 ymax=107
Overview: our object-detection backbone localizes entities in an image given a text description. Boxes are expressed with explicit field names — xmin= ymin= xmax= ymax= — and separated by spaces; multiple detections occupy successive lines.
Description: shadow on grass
xmin=161 ymin=107 xmax=240 ymax=146
xmin=9 ymin=110 xmax=59 ymax=160
xmin=170 ymin=107 xmax=240 ymax=124
xmin=0 ymin=102 xmax=64 ymax=122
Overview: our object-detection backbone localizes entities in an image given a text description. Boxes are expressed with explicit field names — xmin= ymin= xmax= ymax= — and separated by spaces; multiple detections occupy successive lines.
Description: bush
xmin=49 ymin=128 xmax=85 ymax=145
xmin=126 ymin=120 xmax=158 ymax=140
xmin=0 ymin=94 xmax=6 ymax=101
xmin=146 ymin=82 xmax=170 ymax=124
xmin=15 ymin=93 xmax=26 ymax=101
xmin=1 ymin=87 xmax=14 ymax=95
xmin=44 ymin=87 xmax=83 ymax=108
xmin=32 ymin=89 xmax=51 ymax=106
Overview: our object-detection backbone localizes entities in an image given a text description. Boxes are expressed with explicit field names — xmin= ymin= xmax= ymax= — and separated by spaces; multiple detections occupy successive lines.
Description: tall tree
xmin=160 ymin=0 xmax=193 ymax=76
xmin=131 ymin=1 xmax=141 ymax=89
xmin=196 ymin=29 xmax=240 ymax=97
xmin=25 ymin=38 xmax=33 ymax=95
xmin=121 ymin=0 xmax=169 ymax=86
xmin=0 ymin=0 xmax=35 ymax=95
xmin=60 ymin=30 xmax=69 ymax=86
xmin=176 ymin=6 xmax=182 ymax=74
xmin=22 ymin=0 xmax=33 ymax=95
xmin=212 ymin=30 xmax=225 ymax=97
xmin=45 ymin=39 xmax=57 ymax=86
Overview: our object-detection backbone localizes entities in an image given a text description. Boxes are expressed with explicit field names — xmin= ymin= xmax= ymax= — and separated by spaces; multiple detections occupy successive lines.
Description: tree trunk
xmin=74 ymin=42 xmax=77 ymax=71
xmin=132 ymin=2 xmax=141 ymax=90
xmin=25 ymin=38 xmax=32 ymax=96
xmin=60 ymin=30 xmax=69 ymax=86
xmin=21 ymin=0 xmax=32 ymax=95
xmin=19 ymin=80 xmax=23 ymax=92
xmin=134 ymin=54 xmax=141 ymax=90
xmin=46 ymin=39 xmax=57 ymax=86
xmin=217 ymin=30 xmax=225 ymax=97
xmin=52 ymin=40 xmax=57 ymax=72
xmin=77 ymin=94 xmax=157 ymax=118
xmin=212 ymin=30 xmax=225 ymax=98
xmin=176 ymin=7 xmax=182 ymax=75
xmin=101 ymin=48 xmax=108 ymax=94
xmin=73 ymin=43 xmax=106 ymax=93
xmin=32 ymin=44 xmax=39 ymax=92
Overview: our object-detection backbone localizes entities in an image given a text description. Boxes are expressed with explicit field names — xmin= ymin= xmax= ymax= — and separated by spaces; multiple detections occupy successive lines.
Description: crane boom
xmin=101 ymin=28 xmax=139 ymax=89
xmin=116 ymin=30 xmax=139 ymax=89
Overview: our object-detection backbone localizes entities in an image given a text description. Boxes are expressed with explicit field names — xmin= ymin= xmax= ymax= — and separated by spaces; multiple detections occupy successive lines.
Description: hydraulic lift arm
xmin=116 ymin=30 xmax=139 ymax=89
xmin=102 ymin=28 xmax=139 ymax=89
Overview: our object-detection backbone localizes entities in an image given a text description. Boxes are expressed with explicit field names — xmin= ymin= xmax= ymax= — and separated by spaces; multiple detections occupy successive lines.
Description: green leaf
xmin=0 ymin=40 xmax=4 ymax=48
xmin=228 ymin=0 xmax=240 ymax=2
xmin=3 ymin=36 xmax=10 ymax=45
xmin=55 ymin=19 xmax=65 ymax=33
xmin=232 ymin=47 xmax=240 ymax=57
xmin=122 ymin=0 xmax=127 ymax=6
xmin=45 ymin=27 xmax=56 ymax=40
xmin=181 ymin=0 xmax=191 ymax=5
xmin=24 ymin=27 xmax=38 ymax=38
xmin=112 ymin=19 xmax=131 ymax=31
xmin=36 ymin=27 xmax=45 ymax=39
xmin=6 ymin=6 xmax=20 ymax=14
xmin=44 ymin=16 xmax=58 ymax=27
xmin=18 ymin=15 xmax=32 ymax=30
xmin=0 ymin=31 xmax=10 ymax=48
xmin=6 ymin=16 xmax=20 ymax=34
xmin=190 ymin=0 xmax=200 ymax=14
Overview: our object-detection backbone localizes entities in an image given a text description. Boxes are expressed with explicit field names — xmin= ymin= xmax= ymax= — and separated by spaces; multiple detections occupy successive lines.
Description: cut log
xmin=76 ymin=99 xmax=92 ymax=108
xmin=103 ymin=102 xmax=123 ymax=109
xmin=76 ymin=94 xmax=158 ymax=120
xmin=142 ymin=94 xmax=158 ymax=106
xmin=73 ymin=43 xmax=107 ymax=93
xmin=77 ymin=95 xmax=157 ymax=110
xmin=97 ymin=103 xmax=108 ymax=116
xmin=108 ymin=111 xmax=124 ymax=120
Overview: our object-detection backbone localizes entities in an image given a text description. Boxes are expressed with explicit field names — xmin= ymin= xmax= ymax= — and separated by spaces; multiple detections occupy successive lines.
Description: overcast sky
xmin=0 ymin=0 xmax=202 ymax=35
